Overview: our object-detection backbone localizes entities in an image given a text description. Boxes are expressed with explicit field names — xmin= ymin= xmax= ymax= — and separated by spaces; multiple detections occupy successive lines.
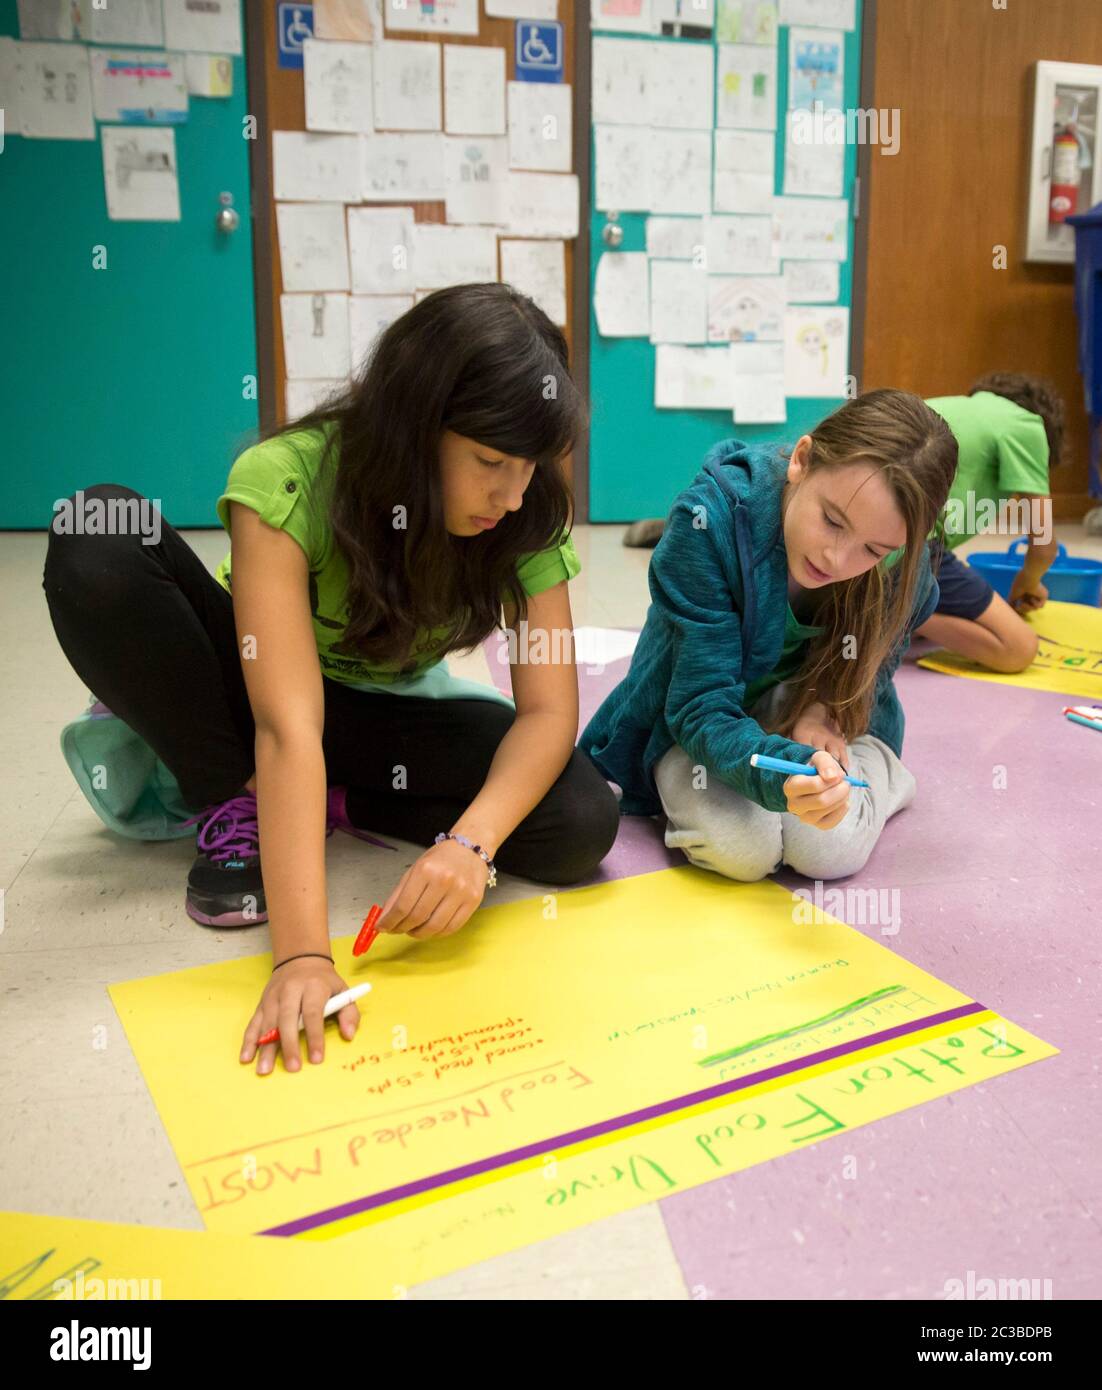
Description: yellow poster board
xmin=918 ymin=599 xmax=1102 ymax=696
xmin=109 ymin=868 xmax=1056 ymax=1289
xmin=0 ymin=1211 xmax=391 ymax=1300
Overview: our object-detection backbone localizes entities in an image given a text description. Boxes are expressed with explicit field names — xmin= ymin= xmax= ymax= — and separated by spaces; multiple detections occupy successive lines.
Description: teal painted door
xmin=587 ymin=8 xmax=863 ymax=521
xmin=0 ymin=0 xmax=257 ymax=528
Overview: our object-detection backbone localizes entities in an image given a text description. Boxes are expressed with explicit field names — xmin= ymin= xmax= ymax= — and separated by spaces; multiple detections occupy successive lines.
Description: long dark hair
xmin=265 ymin=283 xmax=586 ymax=671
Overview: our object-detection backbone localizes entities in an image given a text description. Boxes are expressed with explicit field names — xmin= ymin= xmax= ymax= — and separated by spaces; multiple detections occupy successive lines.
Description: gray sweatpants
xmin=652 ymin=684 xmax=917 ymax=883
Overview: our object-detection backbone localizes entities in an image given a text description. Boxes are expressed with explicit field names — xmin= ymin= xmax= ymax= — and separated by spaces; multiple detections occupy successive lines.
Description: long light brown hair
xmin=768 ymin=390 xmax=958 ymax=743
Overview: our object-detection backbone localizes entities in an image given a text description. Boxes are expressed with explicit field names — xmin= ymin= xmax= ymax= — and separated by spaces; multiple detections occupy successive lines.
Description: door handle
xmin=602 ymin=212 xmax=623 ymax=248
xmin=215 ymin=191 xmax=239 ymax=233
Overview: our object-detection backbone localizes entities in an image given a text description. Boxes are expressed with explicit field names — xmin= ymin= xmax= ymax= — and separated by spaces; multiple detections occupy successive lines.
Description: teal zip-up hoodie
xmin=580 ymin=438 xmax=939 ymax=816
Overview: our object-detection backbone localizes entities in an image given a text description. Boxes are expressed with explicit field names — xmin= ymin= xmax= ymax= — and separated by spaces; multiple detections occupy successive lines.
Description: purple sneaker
xmin=325 ymin=786 xmax=396 ymax=851
xmin=182 ymin=793 xmax=266 ymax=928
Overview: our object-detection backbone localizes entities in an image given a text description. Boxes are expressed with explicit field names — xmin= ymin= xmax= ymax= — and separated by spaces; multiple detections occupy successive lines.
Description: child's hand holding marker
xmin=750 ymin=751 xmax=866 ymax=832
xmin=240 ymin=906 xmax=382 ymax=1076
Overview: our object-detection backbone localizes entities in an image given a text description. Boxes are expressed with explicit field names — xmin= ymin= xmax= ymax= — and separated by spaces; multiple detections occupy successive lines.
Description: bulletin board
xmin=252 ymin=0 xmax=581 ymax=479
xmin=586 ymin=0 xmax=864 ymax=521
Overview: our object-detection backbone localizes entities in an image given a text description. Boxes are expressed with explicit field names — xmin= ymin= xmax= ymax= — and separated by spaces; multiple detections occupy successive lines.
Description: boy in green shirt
xmin=917 ymin=373 xmax=1064 ymax=672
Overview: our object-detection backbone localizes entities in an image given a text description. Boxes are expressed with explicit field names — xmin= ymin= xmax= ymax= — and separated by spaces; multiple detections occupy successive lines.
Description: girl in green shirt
xmin=44 ymin=284 xmax=619 ymax=1076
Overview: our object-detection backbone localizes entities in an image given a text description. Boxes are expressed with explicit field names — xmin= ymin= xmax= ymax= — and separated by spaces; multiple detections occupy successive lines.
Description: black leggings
xmin=42 ymin=484 xmax=621 ymax=885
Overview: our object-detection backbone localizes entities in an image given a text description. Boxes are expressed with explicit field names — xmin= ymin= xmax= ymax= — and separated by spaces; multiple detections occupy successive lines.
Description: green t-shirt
xmin=925 ymin=391 xmax=1050 ymax=549
xmin=214 ymin=427 xmax=581 ymax=689
xmin=743 ymin=604 xmax=824 ymax=711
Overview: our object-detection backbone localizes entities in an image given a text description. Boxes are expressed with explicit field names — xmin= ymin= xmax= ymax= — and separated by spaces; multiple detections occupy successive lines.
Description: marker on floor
xmin=749 ymin=752 xmax=870 ymax=789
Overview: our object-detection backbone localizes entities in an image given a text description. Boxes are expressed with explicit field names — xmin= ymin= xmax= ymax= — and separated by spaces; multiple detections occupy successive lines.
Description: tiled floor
xmin=2 ymin=521 xmax=1101 ymax=1299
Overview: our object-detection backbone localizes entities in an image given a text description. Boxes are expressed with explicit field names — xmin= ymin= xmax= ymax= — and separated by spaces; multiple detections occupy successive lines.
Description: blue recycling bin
xmin=1066 ymin=201 xmax=1102 ymax=498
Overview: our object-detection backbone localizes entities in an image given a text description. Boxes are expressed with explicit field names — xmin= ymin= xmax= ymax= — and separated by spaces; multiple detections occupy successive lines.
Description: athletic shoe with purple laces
xmin=183 ymin=792 xmax=266 ymax=927
xmin=182 ymin=786 xmax=394 ymax=928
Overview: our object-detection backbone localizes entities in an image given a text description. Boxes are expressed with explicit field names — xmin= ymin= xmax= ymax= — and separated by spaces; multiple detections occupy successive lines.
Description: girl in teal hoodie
xmin=580 ymin=390 xmax=958 ymax=883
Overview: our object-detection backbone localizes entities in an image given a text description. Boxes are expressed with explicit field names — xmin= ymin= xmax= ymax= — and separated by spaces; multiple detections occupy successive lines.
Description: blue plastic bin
xmin=966 ymin=539 xmax=1102 ymax=606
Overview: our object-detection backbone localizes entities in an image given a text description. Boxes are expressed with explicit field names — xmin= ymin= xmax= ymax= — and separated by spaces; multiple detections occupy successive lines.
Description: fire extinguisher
xmin=1050 ymin=126 xmax=1081 ymax=224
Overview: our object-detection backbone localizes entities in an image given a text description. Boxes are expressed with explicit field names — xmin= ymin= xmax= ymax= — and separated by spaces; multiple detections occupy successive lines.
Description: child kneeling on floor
xmin=580 ymin=390 xmax=957 ymax=884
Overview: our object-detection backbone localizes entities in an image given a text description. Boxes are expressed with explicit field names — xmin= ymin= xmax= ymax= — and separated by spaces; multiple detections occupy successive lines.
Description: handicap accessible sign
xmin=278 ymin=3 xmax=314 ymax=69
xmin=515 ymin=21 xmax=563 ymax=84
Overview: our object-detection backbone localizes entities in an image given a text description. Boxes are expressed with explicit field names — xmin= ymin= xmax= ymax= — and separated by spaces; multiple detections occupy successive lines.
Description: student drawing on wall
xmin=796 ymin=321 xmax=829 ymax=378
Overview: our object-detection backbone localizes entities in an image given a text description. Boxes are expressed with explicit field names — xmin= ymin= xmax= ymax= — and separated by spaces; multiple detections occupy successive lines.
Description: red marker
xmin=353 ymin=903 xmax=383 ymax=957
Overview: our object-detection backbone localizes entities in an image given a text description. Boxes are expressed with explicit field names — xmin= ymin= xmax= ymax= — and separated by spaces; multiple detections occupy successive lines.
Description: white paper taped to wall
xmin=444 ymin=44 xmax=506 ymax=135
xmin=707 ymin=274 xmax=785 ymax=342
xmin=347 ymin=205 xmax=416 ymax=294
xmin=74 ymin=0 xmax=164 ymax=46
xmin=17 ymin=0 xmax=72 ymax=42
xmin=783 ymin=111 xmax=844 ymax=197
xmin=650 ymin=260 xmax=709 ymax=343
xmin=444 ymin=135 xmax=510 ymax=225
xmin=715 ymin=0 xmax=777 ymax=46
xmin=505 ymin=173 xmax=580 ymax=238
xmin=655 ymin=344 xmax=733 ymax=409
xmin=594 ymin=252 xmax=650 ymax=337
xmin=716 ymin=42 xmax=777 ymax=131
xmin=410 ymin=224 xmax=498 ymax=288
xmin=304 ymin=39 xmax=374 ymax=134
xmin=500 ymin=240 xmax=567 ymax=326
xmin=89 ymin=50 xmax=188 ymax=125
xmin=783 ymin=258 xmax=839 ymax=302
xmin=778 ymin=0 xmax=855 ymax=33
xmin=17 ymin=41 xmax=95 ymax=139
xmin=730 ymin=340 xmax=786 ymax=422
xmin=705 ymin=213 xmax=779 ymax=274
xmin=649 ymin=129 xmax=712 ymax=215
xmin=373 ymin=40 xmax=442 ymax=131
xmin=361 ymin=133 xmax=446 ymax=201
xmin=783 ymin=304 xmax=849 ymax=397
xmin=507 ymin=81 xmax=572 ymax=172
xmin=592 ymin=36 xmax=713 ymax=131
xmin=646 ymin=217 xmax=705 ymax=259
xmin=595 ymin=125 xmax=650 ymax=212
xmin=101 ymin=126 xmax=180 ymax=219
xmin=185 ymin=55 xmax=233 ymax=98
xmin=384 ymin=0 xmax=479 ymax=35
xmin=277 ymin=203 xmax=352 ymax=292
xmin=772 ymin=194 xmax=848 ymax=261
xmin=274 ymin=131 xmax=362 ymax=202
xmin=281 ymin=293 xmax=353 ymax=380
xmin=162 ymin=0 xmax=242 ymax=55
xmin=714 ymin=128 xmax=775 ymax=214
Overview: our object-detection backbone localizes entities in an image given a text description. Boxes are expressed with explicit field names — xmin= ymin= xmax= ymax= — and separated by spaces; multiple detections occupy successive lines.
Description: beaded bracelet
xmin=434 ymin=832 xmax=497 ymax=888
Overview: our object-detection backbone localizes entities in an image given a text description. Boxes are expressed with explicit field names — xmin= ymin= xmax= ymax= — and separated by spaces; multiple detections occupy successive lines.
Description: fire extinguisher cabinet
xmin=1026 ymin=61 xmax=1102 ymax=265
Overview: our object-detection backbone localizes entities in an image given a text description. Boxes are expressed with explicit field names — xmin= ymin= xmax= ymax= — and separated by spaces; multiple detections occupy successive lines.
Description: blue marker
xmin=749 ymin=752 xmax=870 ymax=789
xmin=1066 ymin=712 xmax=1102 ymax=734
